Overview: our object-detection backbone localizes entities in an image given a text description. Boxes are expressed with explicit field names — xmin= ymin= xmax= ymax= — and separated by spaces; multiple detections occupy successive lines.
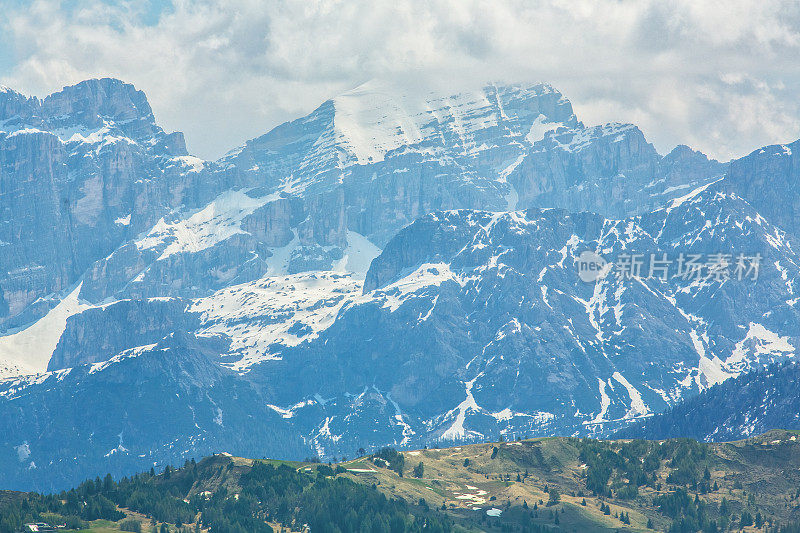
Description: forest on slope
xmin=4 ymin=432 xmax=800 ymax=532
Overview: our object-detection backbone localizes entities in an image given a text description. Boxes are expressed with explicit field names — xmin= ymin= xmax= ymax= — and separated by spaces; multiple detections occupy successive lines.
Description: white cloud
xmin=2 ymin=0 xmax=800 ymax=161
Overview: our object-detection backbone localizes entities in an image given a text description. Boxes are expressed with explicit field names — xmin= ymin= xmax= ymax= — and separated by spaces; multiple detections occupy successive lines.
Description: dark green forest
xmin=0 ymin=457 xmax=451 ymax=533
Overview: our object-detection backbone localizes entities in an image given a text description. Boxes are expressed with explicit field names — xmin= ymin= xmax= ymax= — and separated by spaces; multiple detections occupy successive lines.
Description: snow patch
xmin=379 ymin=263 xmax=462 ymax=312
xmin=0 ymin=284 xmax=91 ymax=377
xmin=136 ymin=189 xmax=277 ymax=260
xmin=727 ymin=322 xmax=795 ymax=370
xmin=689 ymin=330 xmax=732 ymax=387
xmin=191 ymin=272 xmax=362 ymax=370
xmin=612 ymin=372 xmax=649 ymax=419
xmin=591 ymin=378 xmax=611 ymax=423
xmin=172 ymin=155 xmax=206 ymax=173
xmin=441 ymin=375 xmax=484 ymax=440
xmin=332 ymin=231 xmax=381 ymax=276
xmin=525 ymin=114 xmax=561 ymax=144
xmin=332 ymin=82 xmax=425 ymax=164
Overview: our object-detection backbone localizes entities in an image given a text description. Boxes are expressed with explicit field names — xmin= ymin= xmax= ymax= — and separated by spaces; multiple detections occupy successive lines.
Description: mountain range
xmin=0 ymin=78 xmax=797 ymax=491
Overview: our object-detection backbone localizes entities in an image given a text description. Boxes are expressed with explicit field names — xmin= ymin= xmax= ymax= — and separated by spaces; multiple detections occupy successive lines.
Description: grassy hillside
xmin=3 ymin=432 xmax=800 ymax=532
xmin=335 ymin=431 xmax=800 ymax=532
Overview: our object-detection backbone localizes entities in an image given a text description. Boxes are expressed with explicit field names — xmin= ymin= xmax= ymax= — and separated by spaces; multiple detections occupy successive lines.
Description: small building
xmin=23 ymin=523 xmax=60 ymax=532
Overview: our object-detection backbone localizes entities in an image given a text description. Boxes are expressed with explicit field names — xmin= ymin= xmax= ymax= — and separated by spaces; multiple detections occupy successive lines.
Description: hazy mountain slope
xmin=0 ymin=333 xmax=308 ymax=492
xmin=618 ymin=362 xmax=800 ymax=442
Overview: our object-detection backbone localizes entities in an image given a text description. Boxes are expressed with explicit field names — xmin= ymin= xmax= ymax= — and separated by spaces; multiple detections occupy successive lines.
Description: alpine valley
xmin=0 ymin=78 xmax=798 ymax=491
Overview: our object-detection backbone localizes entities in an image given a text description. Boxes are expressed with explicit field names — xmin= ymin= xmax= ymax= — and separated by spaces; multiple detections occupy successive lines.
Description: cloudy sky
xmin=1 ymin=0 xmax=799 ymax=161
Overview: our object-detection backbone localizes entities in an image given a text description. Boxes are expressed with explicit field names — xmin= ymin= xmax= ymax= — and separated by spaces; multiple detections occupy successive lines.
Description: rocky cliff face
xmin=722 ymin=139 xmax=800 ymax=239
xmin=47 ymin=297 xmax=196 ymax=370
xmin=0 ymin=79 xmax=199 ymax=331
xmin=509 ymin=126 xmax=727 ymax=218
